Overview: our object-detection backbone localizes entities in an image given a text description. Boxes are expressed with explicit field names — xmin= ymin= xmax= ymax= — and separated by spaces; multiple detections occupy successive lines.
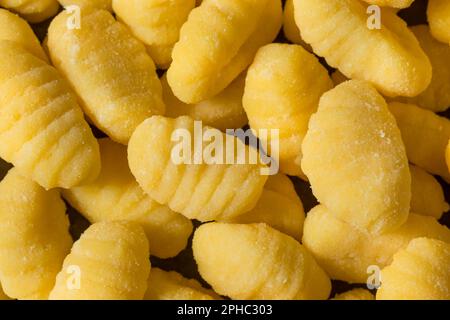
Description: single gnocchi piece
xmin=62 ymin=138 xmax=193 ymax=259
xmin=161 ymin=73 xmax=248 ymax=132
xmin=0 ymin=0 xmax=59 ymax=23
xmin=283 ymin=0 xmax=310 ymax=50
xmin=361 ymin=0 xmax=413 ymax=8
xmin=302 ymin=80 xmax=411 ymax=234
xmin=294 ymin=0 xmax=432 ymax=98
xmin=303 ymin=205 xmax=450 ymax=284
xmin=145 ymin=268 xmax=220 ymax=300
xmin=49 ymin=221 xmax=150 ymax=300
xmin=113 ymin=0 xmax=195 ymax=69
xmin=167 ymin=0 xmax=282 ymax=103
xmin=193 ymin=222 xmax=331 ymax=300
xmin=399 ymin=25 xmax=450 ymax=112
xmin=0 ymin=40 xmax=100 ymax=189
xmin=0 ymin=168 xmax=72 ymax=300
xmin=410 ymin=165 xmax=449 ymax=220
xmin=428 ymin=0 xmax=450 ymax=44
xmin=58 ymin=0 xmax=111 ymax=10
xmin=223 ymin=173 xmax=305 ymax=241
xmin=48 ymin=9 xmax=165 ymax=144
xmin=388 ymin=102 xmax=450 ymax=182
xmin=128 ymin=116 xmax=268 ymax=222
xmin=0 ymin=9 xmax=48 ymax=61
xmin=243 ymin=43 xmax=333 ymax=177
xmin=377 ymin=238 xmax=450 ymax=300
xmin=332 ymin=289 xmax=374 ymax=301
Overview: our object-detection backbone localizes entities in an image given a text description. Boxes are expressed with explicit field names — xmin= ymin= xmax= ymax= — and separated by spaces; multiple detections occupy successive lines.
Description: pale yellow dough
xmin=361 ymin=0 xmax=413 ymax=8
xmin=58 ymin=0 xmax=111 ymax=10
xmin=0 ymin=0 xmax=59 ymax=23
xmin=428 ymin=0 xmax=450 ymax=44
xmin=283 ymin=0 xmax=311 ymax=50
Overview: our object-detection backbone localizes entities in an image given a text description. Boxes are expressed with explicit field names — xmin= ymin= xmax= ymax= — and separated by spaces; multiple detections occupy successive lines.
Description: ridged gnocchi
xmin=161 ymin=73 xmax=248 ymax=132
xmin=377 ymin=238 xmax=450 ymax=300
xmin=128 ymin=116 xmax=268 ymax=222
xmin=302 ymin=80 xmax=411 ymax=234
xmin=0 ymin=40 xmax=100 ymax=189
xmin=243 ymin=43 xmax=333 ymax=177
xmin=332 ymin=289 xmax=374 ymax=300
xmin=0 ymin=0 xmax=59 ymax=23
xmin=62 ymin=138 xmax=193 ymax=259
xmin=49 ymin=221 xmax=150 ymax=300
xmin=113 ymin=0 xmax=195 ymax=69
xmin=167 ymin=0 xmax=282 ymax=103
xmin=48 ymin=9 xmax=165 ymax=144
xmin=0 ymin=168 xmax=72 ymax=300
xmin=193 ymin=222 xmax=331 ymax=300
xmin=224 ymin=173 xmax=305 ymax=241
xmin=294 ymin=0 xmax=432 ymax=97
xmin=58 ymin=0 xmax=111 ymax=10
xmin=145 ymin=268 xmax=220 ymax=300
xmin=428 ymin=0 xmax=450 ymax=44
xmin=0 ymin=8 xmax=48 ymax=61
xmin=388 ymin=102 xmax=450 ymax=182
xmin=303 ymin=205 xmax=450 ymax=284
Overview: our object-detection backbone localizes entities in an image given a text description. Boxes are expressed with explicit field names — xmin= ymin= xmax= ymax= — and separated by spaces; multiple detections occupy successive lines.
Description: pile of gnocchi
xmin=0 ymin=0 xmax=449 ymax=300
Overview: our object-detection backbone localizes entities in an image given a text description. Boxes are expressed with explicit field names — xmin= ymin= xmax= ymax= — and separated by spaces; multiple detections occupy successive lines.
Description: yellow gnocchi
xmin=0 ymin=0 xmax=59 ymax=23
xmin=167 ymin=0 xmax=282 ymax=103
xmin=303 ymin=205 xmax=450 ymax=284
xmin=113 ymin=0 xmax=195 ymax=69
xmin=193 ymin=222 xmax=331 ymax=300
xmin=48 ymin=9 xmax=165 ymax=145
xmin=388 ymin=102 xmax=450 ymax=182
xmin=361 ymin=0 xmax=413 ymax=8
xmin=49 ymin=221 xmax=150 ymax=300
xmin=128 ymin=116 xmax=268 ymax=222
xmin=224 ymin=173 xmax=305 ymax=241
xmin=145 ymin=268 xmax=220 ymax=300
xmin=62 ymin=138 xmax=193 ymax=259
xmin=0 ymin=40 xmax=100 ymax=189
xmin=332 ymin=289 xmax=374 ymax=301
xmin=377 ymin=238 xmax=450 ymax=300
xmin=58 ymin=0 xmax=111 ymax=10
xmin=0 ymin=168 xmax=72 ymax=300
xmin=294 ymin=0 xmax=432 ymax=98
xmin=0 ymin=8 xmax=48 ymax=61
xmin=243 ymin=43 xmax=333 ymax=177
xmin=282 ymin=0 xmax=310 ymax=50
xmin=161 ymin=73 xmax=248 ymax=132
xmin=410 ymin=165 xmax=449 ymax=220
xmin=428 ymin=0 xmax=450 ymax=44
xmin=302 ymin=80 xmax=411 ymax=234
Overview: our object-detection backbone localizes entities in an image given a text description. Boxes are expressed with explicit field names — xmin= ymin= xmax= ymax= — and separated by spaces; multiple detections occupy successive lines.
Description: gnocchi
xmin=0 ymin=40 xmax=100 ymax=189
xmin=282 ymin=0 xmax=310 ymax=50
xmin=49 ymin=221 xmax=150 ymax=300
xmin=48 ymin=9 xmax=165 ymax=144
xmin=0 ymin=168 xmax=72 ymax=299
xmin=427 ymin=0 xmax=450 ymax=44
xmin=62 ymin=138 xmax=193 ymax=259
xmin=193 ymin=222 xmax=331 ymax=300
xmin=167 ymin=0 xmax=282 ymax=103
xmin=0 ymin=0 xmax=59 ymax=23
xmin=302 ymin=80 xmax=411 ymax=234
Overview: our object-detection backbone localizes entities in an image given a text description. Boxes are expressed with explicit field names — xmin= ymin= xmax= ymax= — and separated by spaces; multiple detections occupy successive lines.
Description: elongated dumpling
xmin=377 ymin=238 xmax=450 ymax=300
xmin=303 ymin=205 xmax=450 ymax=284
xmin=145 ymin=268 xmax=220 ymax=300
xmin=283 ymin=0 xmax=310 ymax=50
xmin=361 ymin=0 xmax=413 ymax=8
xmin=0 ymin=9 xmax=48 ymax=61
xmin=193 ymin=223 xmax=331 ymax=300
xmin=48 ymin=9 xmax=165 ymax=144
xmin=302 ymin=80 xmax=411 ymax=234
xmin=294 ymin=0 xmax=432 ymax=97
xmin=388 ymin=102 xmax=450 ymax=182
xmin=399 ymin=25 xmax=450 ymax=112
xmin=58 ymin=0 xmax=111 ymax=10
xmin=161 ymin=73 xmax=248 ymax=132
xmin=410 ymin=165 xmax=449 ymax=220
xmin=0 ymin=40 xmax=100 ymax=189
xmin=128 ymin=116 xmax=268 ymax=222
xmin=113 ymin=0 xmax=195 ymax=69
xmin=0 ymin=0 xmax=59 ymax=23
xmin=243 ymin=43 xmax=333 ymax=177
xmin=224 ymin=173 xmax=305 ymax=241
xmin=49 ymin=221 xmax=150 ymax=300
xmin=0 ymin=168 xmax=72 ymax=300
xmin=428 ymin=0 xmax=450 ymax=44
xmin=167 ymin=0 xmax=282 ymax=103
xmin=332 ymin=289 xmax=374 ymax=300
xmin=62 ymin=138 xmax=193 ymax=259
